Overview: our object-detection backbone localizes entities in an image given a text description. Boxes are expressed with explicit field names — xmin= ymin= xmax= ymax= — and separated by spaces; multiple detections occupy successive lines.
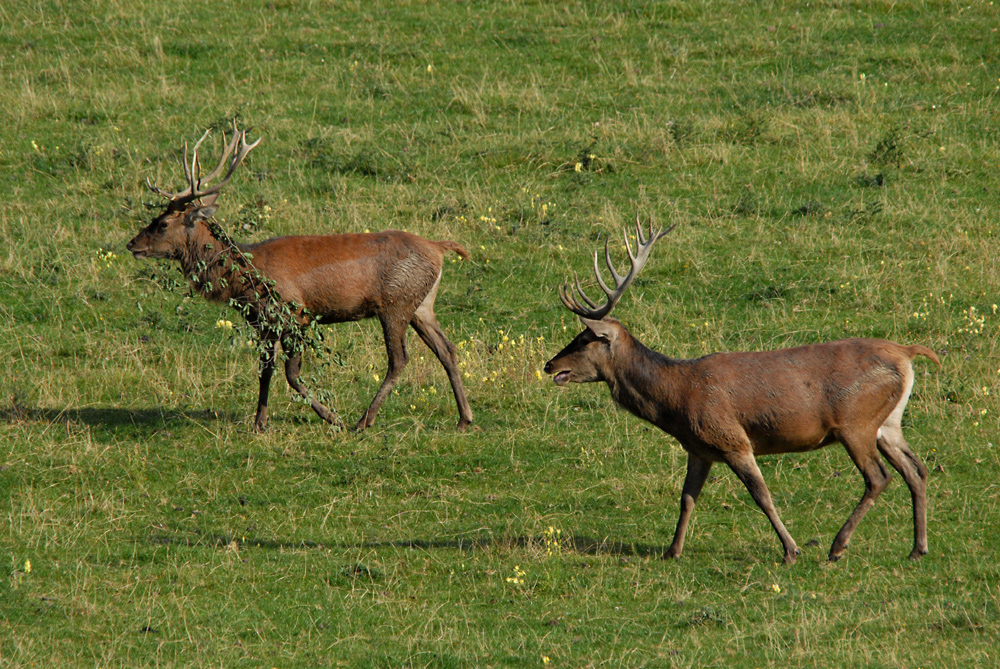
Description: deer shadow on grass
xmin=148 ymin=528 xmax=670 ymax=559
xmin=0 ymin=404 xmax=235 ymax=436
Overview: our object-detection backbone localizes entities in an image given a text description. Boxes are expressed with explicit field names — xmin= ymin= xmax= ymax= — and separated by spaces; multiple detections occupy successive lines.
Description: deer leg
xmin=410 ymin=305 xmax=473 ymax=431
xmin=253 ymin=337 xmax=277 ymax=432
xmin=664 ymin=452 xmax=712 ymax=559
xmin=877 ymin=429 xmax=928 ymax=560
xmin=725 ymin=451 xmax=800 ymax=564
xmin=356 ymin=317 xmax=409 ymax=431
xmin=829 ymin=433 xmax=892 ymax=561
xmin=282 ymin=338 xmax=345 ymax=430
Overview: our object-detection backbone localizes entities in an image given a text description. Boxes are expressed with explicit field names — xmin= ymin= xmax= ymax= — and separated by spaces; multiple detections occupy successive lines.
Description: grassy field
xmin=2 ymin=0 xmax=999 ymax=665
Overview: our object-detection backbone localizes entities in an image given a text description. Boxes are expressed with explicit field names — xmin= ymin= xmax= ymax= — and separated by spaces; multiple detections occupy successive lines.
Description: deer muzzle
xmin=543 ymin=360 xmax=572 ymax=386
xmin=125 ymin=237 xmax=147 ymax=258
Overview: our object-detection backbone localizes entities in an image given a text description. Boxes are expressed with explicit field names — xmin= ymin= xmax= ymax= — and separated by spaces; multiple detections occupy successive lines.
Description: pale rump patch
xmin=413 ymin=269 xmax=442 ymax=321
xmin=880 ymin=361 xmax=915 ymax=434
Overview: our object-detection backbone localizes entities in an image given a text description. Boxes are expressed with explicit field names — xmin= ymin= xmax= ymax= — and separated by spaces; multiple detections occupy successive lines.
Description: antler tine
xmin=632 ymin=215 xmax=677 ymax=264
xmin=174 ymin=129 xmax=211 ymax=202
xmin=559 ymin=273 xmax=599 ymax=317
xmin=557 ymin=216 xmax=676 ymax=320
xmin=623 ymin=225 xmax=637 ymax=264
xmin=181 ymin=141 xmax=194 ymax=193
xmin=146 ymin=177 xmax=177 ymax=200
xmin=592 ymin=250 xmax=619 ymax=300
xmin=634 ymin=212 xmax=644 ymax=246
xmin=150 ymin=125 xmax=259 ymax=205
xmin=651 ymin=220 xmax=677 ymax=246
xmin=194 ymin=127 xmax=261 ymax=203
xmin=558 ymin=283 xmax=578 ymax=312
xmin=572 ymin=271 xmax=600 ymax=308
xmin=603 ymin=239 xmax=625 ymax=286
xmin=559 ymin=281 xmax=589 ymax=314
xmin=196 ymin=125 xmax=241 ymax=190
xmin=190 ymin=128 xmax=211 ymax=183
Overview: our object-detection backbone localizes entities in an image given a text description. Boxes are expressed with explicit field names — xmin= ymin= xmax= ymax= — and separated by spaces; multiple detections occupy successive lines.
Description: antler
xmin=146 ymin=123 xmax=261 ymax=205
xmin=559 ymin=214 xmax=675 ymax=320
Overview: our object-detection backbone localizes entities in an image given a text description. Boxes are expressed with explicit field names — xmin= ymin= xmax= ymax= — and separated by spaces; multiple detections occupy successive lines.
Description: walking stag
xmin=544 ymin=218 xmax=938 ymax=563
xmin=127 ymin=125 xmax=473 ymax=432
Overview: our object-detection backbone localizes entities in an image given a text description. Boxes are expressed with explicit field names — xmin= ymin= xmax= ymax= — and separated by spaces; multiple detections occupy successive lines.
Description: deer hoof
xmin=457 ymin=419 xmax=473 ymax=432
xmin=909 ymin=547 xmax=927 ymax=560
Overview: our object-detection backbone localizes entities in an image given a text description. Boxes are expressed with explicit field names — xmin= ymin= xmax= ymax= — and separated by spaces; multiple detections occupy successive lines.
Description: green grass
xmin=2 ymin=0 xmax=999 ymax=665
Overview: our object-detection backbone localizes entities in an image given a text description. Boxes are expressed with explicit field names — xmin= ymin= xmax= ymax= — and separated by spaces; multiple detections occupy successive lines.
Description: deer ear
xmin=580 ymin=317 xmax=619 ymax=343
xmin=184 ymin=205 xmax=218 ymax=226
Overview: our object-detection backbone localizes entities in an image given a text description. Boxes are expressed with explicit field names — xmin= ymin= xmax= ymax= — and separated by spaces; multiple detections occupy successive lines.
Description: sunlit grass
xmin=1 ymin=0 xmax=999 ymax=666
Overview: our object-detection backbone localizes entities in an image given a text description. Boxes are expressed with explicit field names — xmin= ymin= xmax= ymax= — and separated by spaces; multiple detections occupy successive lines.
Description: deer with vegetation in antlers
xmin=127 ymin=125 xmax=473 ymax=432
xmin=543 ymin=218 xmax=939 ymax=563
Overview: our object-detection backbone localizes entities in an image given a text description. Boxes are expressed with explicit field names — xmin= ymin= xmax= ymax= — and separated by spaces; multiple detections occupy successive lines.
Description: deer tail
xmin=907 ymin=344 xmax=941 ymax=368
xmin=436 ymin=240 xmax=470 ymax=260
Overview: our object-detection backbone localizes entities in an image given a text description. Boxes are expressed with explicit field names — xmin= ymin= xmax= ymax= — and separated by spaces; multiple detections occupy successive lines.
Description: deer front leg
xmin=665 ymin=452 xmax=712 ymax=559
xmin=726 ymin=451 xmax=800 ymax=564
xmin=254 ymin=338 xmax=277 ymax=432
xmin=282 ymin=339 xmax=344 ymax=430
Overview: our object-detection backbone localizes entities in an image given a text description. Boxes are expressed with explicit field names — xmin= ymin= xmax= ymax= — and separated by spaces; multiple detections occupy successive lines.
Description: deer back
xmin=245 ymin=231 xmax=455 ymax=322
xmin=665 ymin=338 xmax=934 ymax=458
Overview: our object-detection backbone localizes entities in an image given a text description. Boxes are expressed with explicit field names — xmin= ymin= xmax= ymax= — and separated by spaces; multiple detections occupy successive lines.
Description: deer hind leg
xmin=875 ymin=368 xmax=928 ymax=559
xmin=725 ymin=450 xmax=801 ymax=564
xmin=829 ymin=430 xmax=892 ymax=561
xmin=409 ymin=272 xmax=473 ymax=430
xmin=281 ymin=336 xmax=345 ymax=430
xmin=356 ymin=316 xmax=410 ymax=431
xmin=664 ymin=452 xmax=712 ymax=559
xmin=877 ymin=431 xmax=928 ymax=560
xmin=253 ymin=335 xmax=277 ymax=432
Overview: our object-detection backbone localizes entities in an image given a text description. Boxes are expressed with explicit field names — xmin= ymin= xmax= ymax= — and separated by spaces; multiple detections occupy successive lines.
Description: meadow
xmin=1 ymin=0 xmax=999 ymax=666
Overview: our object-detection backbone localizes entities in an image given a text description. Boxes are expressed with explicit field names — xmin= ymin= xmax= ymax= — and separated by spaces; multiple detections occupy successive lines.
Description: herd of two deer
xmin=126 ymin=125 xmax=940 ymax=564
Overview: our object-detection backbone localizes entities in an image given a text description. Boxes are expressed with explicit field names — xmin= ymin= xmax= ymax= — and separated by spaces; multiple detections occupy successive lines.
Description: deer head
xmin=544 ymin=216 xmax=674 ymax=385
xmin=127 ymin=124 xmax=260 ymax=259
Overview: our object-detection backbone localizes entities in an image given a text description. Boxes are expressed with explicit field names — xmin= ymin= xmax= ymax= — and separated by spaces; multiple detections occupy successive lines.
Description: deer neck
xmin=177 ymin=224 xmax=252 ymax=307
xmin=603 ymin=332 xmax=686 ymax=429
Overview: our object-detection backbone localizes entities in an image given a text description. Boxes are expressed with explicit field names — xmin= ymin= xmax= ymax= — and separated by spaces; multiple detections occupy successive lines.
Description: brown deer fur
xmin=128 ymin=133 xmax=472 ymax=433
xmin=546 ymin=318 xmax=938 ymax=563
xmin=546 ymin=222 xmax=938 ymax=563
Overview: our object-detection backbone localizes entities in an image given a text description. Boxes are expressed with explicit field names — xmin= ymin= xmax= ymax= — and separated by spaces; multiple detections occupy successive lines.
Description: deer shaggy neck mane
xmin=177 ymin=222 xmax=279 ymax=328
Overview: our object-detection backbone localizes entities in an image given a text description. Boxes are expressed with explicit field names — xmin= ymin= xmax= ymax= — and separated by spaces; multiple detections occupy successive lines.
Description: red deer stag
xmin=127 ymin=125 xmax=473 ymax=433
xmin=544 ymin=218 xmax=938 ymax=563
